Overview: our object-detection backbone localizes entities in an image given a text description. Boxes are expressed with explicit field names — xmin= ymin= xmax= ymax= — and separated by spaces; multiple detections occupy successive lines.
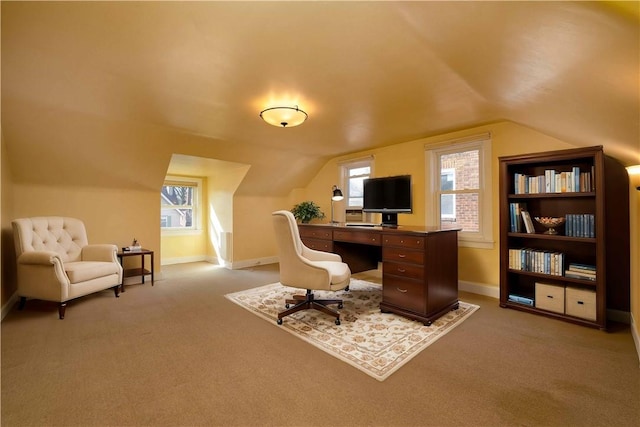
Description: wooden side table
xmin=117 ymin=249 xmax=154 ymax=292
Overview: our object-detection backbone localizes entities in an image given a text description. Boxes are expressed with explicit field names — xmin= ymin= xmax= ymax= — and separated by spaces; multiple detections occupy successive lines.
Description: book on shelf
xmin=508 ymin=294 xmax=534 ymax=306
xmin=568 ymin=262 xmax=596 ymax=272
xmin=565 ymin=214 xmax=595 ymax=237
xmin=564 ymin=270 xmax=596 ymax=281
xmin=513 ymin=167 xmax=592 ymax=194
xmin=509 ymin=202 xmax=527 ymax=232
xmin=508 ymin=248 xmax=564 ymax=276
xmin=521 ymin=210 xmax=535 ymax=234
xmin=564 ymin=262 xmax=596 ymax=280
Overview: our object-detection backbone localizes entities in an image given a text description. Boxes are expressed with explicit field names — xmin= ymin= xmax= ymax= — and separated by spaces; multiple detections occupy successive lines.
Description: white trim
xmin=337 ymin=154 xmax=375 ymax=166
xmin=459 ymin=280 xmax=500 ymax=299
xmin=424 ymin=132 xmax=491 ymax=150
xmin=231 ymin=256 xmax=279 ymax=270
xmin=1 ymin=291 xmax=19 ymax=321
xmin=606 ymin=309 xmax=630 ymax=325
xmin=631 ymin=312 xmax=640 ymax=366
xmin=161 ymin=255 xmax=209 ymax=265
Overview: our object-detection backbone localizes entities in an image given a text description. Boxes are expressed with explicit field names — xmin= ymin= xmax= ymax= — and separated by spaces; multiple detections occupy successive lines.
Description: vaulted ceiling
xmin=2 ymin=2 xmax=638 ymax=196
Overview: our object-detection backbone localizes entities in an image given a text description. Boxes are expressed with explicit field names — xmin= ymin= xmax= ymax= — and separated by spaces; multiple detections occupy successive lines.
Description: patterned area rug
xmin=225 ymin=279 xmax=479 ymax=381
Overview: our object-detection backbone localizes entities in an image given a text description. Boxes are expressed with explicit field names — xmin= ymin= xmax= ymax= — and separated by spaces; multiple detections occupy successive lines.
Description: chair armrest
xmin=17 ymin=251 xmax=61 ymax=265
xmin=301 ymin=246 xmax=342 ymax=262
xmin=82 ymin=244 xmax=119 ymax=262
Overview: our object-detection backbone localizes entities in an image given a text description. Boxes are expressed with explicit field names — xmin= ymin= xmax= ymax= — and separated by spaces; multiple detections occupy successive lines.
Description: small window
xmin=341 ymin=158 xmax=373 ymax=208
xmin=161 ymin=177 xmax=200 ymax=231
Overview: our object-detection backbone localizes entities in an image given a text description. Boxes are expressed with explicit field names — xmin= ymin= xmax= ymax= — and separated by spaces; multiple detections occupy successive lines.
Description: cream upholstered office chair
xmin=271 ymin=210 xmax=351 ymax=325
xmin=12 ymin=217 xmax=123 ymax=319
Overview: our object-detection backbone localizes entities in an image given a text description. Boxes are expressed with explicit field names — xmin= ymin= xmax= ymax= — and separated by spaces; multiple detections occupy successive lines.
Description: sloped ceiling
xmin=2 ymin=1 xmax=638 ymax=196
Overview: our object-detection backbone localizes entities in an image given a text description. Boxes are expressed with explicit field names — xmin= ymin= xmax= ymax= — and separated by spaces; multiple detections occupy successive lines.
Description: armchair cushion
xmin=65 ymin=261 xmax=121 ymax=283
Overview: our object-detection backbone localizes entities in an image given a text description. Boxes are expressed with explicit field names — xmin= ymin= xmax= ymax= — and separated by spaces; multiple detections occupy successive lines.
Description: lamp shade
xmin=332 ymin=186 xmax=344 ymax=201
xmin=259 ymin=106 xmax=308 ymax=128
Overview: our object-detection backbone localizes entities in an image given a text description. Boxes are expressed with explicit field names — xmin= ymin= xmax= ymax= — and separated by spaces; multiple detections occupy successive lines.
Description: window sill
xmin=161 ymin=229 xmax=203 ymax=237
xmin=458 ymin=237 xmax=494 ymax=249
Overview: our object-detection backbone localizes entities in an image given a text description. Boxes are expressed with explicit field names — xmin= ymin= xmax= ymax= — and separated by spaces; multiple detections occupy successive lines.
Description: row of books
xmin=508 ymin=248 xmax=565 ymax=276
xmin=564 ymin=263 xmax=596 ymax=281
xmin=565 ymin=214 xmax=595 ymax=238
xmin=509 ymin=202 xmax=528 ymax=232
xmin=513 ymin=167 xmax=593 ymax=194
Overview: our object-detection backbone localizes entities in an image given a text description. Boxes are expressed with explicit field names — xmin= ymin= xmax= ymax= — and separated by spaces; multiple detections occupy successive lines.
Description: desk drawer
xmin=383 ymin=261 xmax=424 ymax=280
xmin=302 ymin=238 xmax=333 ymax=252
xmin=382 ymin=247 xmax=424 ymax=265
xmin=298 ymin=227 xmax=332 ymax=240
xmin=333 ymin=230 xmax=381 ymax=246
xmin=382 ymin=276 xmax=425 ymax=313
xmin=383 ymin=235 xmax=425 ymax=249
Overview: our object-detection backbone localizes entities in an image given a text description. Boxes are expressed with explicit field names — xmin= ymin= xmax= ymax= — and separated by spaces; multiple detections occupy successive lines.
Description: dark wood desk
xmin=298 ymin=223 xmax=459 ymax=325
xmin=117 ymin=249 xmax=154 ymax=292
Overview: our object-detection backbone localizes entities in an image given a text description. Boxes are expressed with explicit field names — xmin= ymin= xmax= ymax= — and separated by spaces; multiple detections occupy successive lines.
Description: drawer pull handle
xmin=398 ymin=254 xmax=406 ymax=258
xmin=577 ymin=301 xmax=584 ymax=305
xmin=546 ymin=295 xmax=554 ymax=299
xmin=397 ymin=288 xmax=408 ymax=293
xmin=397 ymin=268 xmax=406 ymax=273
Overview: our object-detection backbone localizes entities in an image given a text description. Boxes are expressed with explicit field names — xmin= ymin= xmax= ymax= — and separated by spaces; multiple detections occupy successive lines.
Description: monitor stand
xmin=381 ymin=213 xmax=398 ymax=227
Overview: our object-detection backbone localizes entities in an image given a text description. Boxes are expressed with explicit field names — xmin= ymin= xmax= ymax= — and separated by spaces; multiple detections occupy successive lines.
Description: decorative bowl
xmin=534 ymin=216 xmax=566 ymax=235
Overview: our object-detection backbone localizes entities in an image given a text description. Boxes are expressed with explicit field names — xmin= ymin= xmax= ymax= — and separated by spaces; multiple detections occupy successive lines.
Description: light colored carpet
xmin=226 ymin=278 xmax=479 ymax=381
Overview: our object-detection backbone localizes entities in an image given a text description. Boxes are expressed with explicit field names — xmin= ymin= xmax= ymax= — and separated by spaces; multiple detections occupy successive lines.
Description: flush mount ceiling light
xmin=259 ymin=105 xmax=308 ymax=128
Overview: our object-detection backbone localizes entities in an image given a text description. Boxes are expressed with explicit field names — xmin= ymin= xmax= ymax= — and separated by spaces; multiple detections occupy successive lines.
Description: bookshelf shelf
xmin=499 ymin=146 xmax=630 ymax=330
xmin=508 ymin=192 xmax=596 ymax=199
xmin=507 ymin=232 xmax=595 ymax=243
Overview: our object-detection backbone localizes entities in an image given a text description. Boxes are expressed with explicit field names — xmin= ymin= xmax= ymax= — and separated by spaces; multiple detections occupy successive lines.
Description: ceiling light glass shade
xmin=260 ymin=106 xmax=308 ymax=128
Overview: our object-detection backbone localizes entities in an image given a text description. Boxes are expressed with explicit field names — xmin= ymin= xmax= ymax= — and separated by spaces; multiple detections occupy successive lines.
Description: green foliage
xmin=291 ymin=201 xmax=325 ymax=223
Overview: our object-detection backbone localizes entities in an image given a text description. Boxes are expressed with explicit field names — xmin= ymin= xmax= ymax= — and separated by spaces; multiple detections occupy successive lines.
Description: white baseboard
xmin=161 ymin=255 xmax=208 ymax=265
xmin=459 ymin=280 xmax=500 ymax=299
xmin=631 ymin=312 xmax=640 ymax=367
xmin=231 ymin=256 xmax=278 ymax=270
xmin=1 ymin=291 xmax=19 ymax=321
xmin=607 ymin=308 xmax=630 ymax=324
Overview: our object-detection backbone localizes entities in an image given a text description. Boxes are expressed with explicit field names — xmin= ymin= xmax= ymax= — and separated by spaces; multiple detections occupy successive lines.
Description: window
xmin=426 ymin=134 xmax=493 ymax=248
xmin=161 ymin=177 xmax=201 ymax=232
xmin=340 ymin=157 xmax=373 ymax=209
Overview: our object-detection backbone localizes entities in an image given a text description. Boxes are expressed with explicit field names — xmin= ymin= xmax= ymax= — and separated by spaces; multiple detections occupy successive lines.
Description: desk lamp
xmin=331 ymin=185 xmax=344 ymax=223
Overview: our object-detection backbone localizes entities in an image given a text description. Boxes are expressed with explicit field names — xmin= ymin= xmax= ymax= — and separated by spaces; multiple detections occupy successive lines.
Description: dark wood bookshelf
xmin=499 ymin=146 xmax=630 ymax=330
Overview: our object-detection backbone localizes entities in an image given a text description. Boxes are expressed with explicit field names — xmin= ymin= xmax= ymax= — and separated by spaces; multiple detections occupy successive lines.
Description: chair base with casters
xmin=277 ymin=289 xmax=343 ymax=325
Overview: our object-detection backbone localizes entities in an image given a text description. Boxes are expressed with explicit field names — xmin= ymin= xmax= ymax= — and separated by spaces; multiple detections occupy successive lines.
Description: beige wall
xmin=2 ymin=120 xmax=637 ymax=348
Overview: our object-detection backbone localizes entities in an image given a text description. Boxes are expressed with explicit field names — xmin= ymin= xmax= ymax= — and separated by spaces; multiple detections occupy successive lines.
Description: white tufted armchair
xmin=12 ymin=217 xmax=123 ymax=319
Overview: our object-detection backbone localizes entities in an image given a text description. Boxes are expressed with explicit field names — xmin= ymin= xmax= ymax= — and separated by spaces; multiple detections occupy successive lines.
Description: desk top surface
xmin=300 ymin=222 xmax=460 ymax=234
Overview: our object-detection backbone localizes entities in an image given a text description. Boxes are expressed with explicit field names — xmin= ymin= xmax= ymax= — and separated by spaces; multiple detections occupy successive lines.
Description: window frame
xmin=425 ymin=134 xmax=493 ymax=249
xmin=161 ymin=176 xmax=203 ymax=235
xmin=340 ymin=157 xmax=374 ymax=210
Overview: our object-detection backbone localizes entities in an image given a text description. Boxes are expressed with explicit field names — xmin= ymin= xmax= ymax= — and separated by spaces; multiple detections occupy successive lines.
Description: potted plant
xmin=291 ymin=201 xmax=325 ymax=223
